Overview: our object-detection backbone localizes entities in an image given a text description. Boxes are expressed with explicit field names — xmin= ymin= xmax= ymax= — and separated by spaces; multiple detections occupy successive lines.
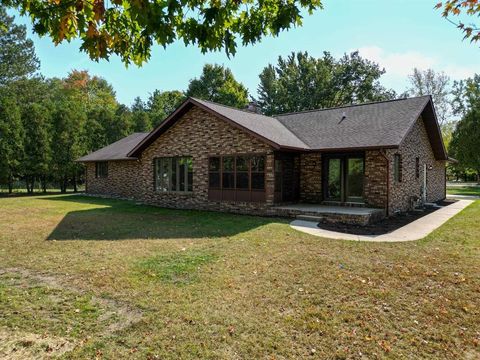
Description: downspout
xmin=379 ymin=150 xmax=390 ymax=216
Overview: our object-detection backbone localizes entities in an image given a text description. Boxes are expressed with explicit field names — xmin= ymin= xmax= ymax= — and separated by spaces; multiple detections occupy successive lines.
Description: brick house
xmin=78 ymin=96 xmax=448 ymax=224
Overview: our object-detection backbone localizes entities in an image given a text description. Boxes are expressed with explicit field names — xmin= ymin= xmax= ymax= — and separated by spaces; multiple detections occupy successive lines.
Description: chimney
xmin=245 ymin=101 xmax=262 ymax=114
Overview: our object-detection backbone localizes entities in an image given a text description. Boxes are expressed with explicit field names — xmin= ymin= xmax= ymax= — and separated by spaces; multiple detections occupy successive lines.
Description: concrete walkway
xmin=447 ymin=194 xmax=480 ymax=201
xmin=290 ymin=200 xmax=474 ymax=242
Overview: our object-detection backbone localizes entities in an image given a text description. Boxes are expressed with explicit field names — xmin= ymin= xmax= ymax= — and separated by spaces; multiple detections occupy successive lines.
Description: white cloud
xmin=356 ymin=46 xmax=436 ymax=77
xmin=353 ymin=46 xmax=476 ymax=90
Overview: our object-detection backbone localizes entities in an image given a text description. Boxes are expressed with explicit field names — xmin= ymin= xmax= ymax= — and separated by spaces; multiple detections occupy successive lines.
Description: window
xmin=209 ymin=157 xmax=221 ymax=188
xmin=208 ymin=154 xmax=266 ymax=195
xmin=236 ymin=156 xmax=249 ymax=189
xmin=393 ymin=154 xmax=402 ymax=182
xmin=222 ymin=156 xmax=235 ymax=189
xmin=95 ymin=162 xmax=108 ymax=178
xmin=415 ymin=157 xmax=420 ymax=179
xmin=251 ymin=156 xmax=265 ymax=190
xmin=155 ymin=157 xmax=193 ymax=192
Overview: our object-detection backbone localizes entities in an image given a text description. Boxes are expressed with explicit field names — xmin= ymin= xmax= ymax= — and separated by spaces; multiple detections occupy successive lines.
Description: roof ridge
xmin=190 ymin=97 xmax=275 ymax=119
xmin=191 ymin=97 xmax=309 ymax=149
xmin=274 ymin=95 xmax=432 ymax=118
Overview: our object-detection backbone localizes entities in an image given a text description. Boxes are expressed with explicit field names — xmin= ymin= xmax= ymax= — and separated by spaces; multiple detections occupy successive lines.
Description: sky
xmin=12 ymin=0 xmax=480 ymax=106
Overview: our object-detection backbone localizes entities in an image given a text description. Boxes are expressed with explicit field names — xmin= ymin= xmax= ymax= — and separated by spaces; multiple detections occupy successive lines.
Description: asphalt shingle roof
xmin=192 ymin=98 xmax=309 ymax=149
xmin=77 ymin=132 xmax=148 ymax=162
xmin=78 ymin=95 xmax=446 ymax=162
xmin=275 ymin=96 xmax=431 ymax=150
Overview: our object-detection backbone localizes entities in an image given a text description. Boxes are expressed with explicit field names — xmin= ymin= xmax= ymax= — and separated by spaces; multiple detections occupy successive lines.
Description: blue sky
xmin=13 ymin=0 xmax=480 ymax=106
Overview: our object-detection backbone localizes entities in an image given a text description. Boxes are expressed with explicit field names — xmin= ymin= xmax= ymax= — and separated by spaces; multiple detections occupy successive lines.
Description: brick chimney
xmin=245 ymin=101 xmax=262 ymax=114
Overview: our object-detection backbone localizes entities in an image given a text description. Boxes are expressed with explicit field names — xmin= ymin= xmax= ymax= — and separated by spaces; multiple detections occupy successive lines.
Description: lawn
xmin=0 ymin=195 xmax=479 ymax=359
xmin=447 ymin=185 xmax=480 ymax=197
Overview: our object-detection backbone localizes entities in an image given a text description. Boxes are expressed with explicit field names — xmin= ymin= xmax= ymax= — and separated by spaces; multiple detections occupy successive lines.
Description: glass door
xmin=326 ymin=158 xmax=342 ymax=201
xmin=346 ymin=158 xmax=364 ymax=203
xmin=324 ymin=154 xmax=364 ymax=203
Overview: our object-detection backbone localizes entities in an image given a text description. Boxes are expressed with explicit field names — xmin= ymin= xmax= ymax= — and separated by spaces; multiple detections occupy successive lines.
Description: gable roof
xmin=77 ymin=132 xmax=149 ymax=162
xmin=276 ymin=96 xmax=445 ymax=153
xmin=78 ymin=95 xmax=448 ymax=162
xmin=128 ymin=97 xmax=308 ymax=156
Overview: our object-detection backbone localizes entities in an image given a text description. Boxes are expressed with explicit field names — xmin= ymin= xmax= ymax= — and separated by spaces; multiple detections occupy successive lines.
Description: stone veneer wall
xmin=364 ymin=150 xmax=388 ymax=209
xmin=85 ymin=107 xmax=276 ymax=215
xmin=137 ymin=107 xmax=276 ymax=215
xmin=387 ymin=116 xmax=446 ymax=214
xmin=85 ymin=160 xmax=142 ymax=199
xmin=299 ymin=153 xmax=322 ymax=203
xmin=84 ymin=108 xmax=445 ymax=218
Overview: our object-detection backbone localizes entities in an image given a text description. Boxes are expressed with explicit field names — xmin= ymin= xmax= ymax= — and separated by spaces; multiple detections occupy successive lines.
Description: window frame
xmin=208 ymin=154 xmax=266 ymax=202
xmin=95 ymin=162 xmax=108 ymax=178
xmin=154 ymin=156 xmax=193 ymax=193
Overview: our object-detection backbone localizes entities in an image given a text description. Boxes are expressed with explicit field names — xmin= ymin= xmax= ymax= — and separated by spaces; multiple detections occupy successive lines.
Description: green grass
xmin=135 ymin=251 xmax=218 ymax=285
xmin=447 ymin=185 xmax=480 ymax=197
xmin=0 ymin=194 xmax=479 ymax=359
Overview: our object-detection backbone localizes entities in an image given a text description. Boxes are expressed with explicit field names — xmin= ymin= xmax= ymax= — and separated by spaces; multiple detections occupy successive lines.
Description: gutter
xmin=379 ymin=149 xmax=390 ymax=216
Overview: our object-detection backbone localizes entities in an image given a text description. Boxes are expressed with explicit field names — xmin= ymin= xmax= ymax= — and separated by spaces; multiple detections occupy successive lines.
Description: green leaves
xmin=186 ymin=64 xmax=249 ymax=108
xmin=5 ymin=0 xmax=323 ymax=65
xmin=437 ymin=1 xmax=480 ymax=43
xmin=257 ymin=51 xmax=396 ymax=115
xmin=0 ymin=6 xmax=39 ymax=85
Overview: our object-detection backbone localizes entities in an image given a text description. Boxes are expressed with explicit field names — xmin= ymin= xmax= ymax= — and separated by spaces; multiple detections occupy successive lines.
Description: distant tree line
xmin=1 ymin=6 xmax=479 ymax=194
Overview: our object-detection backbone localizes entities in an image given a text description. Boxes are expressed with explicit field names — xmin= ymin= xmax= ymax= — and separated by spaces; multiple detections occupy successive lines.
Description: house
xmin=77 ymin=96 xmax=448 ymax=225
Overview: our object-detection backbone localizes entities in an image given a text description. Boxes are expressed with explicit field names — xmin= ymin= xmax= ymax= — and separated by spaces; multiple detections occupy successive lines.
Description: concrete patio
xmin=272 ymin=203 xmax=385 ymax=225
xmin=289 ymin=200 xmax=474 ymax=242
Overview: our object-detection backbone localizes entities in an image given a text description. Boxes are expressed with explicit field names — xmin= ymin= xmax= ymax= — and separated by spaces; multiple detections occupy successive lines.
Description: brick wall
xmin=364 ymin=150 xmax=388 ymax=209
xmin=299 ymin=153 xmax=322 ymax=203
xmin=387 ymin=116 xmax=446 ymax=213
xmin=86 ymin=107 xmax=276 ymax=215
xmin=84 ymin=107 xmax=445 ymax=218
xmin=85 ymin=160 xmax=142 ymax=199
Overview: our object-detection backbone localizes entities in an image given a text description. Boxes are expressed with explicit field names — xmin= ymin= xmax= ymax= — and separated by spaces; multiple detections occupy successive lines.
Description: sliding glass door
xmin=324 ymin=154 xmax=365 ymax=203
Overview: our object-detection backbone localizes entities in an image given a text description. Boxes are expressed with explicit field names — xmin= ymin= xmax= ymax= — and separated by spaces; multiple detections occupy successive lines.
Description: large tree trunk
xmin=8 ymin=174 xmax=13 ymax=194
xmin=41 ymin=175 xmax=47 ymax=193
xmin=62 ymin=175 xmax=68 ymax=193
xmin=73 ymin=172 xmax=77 ymax=193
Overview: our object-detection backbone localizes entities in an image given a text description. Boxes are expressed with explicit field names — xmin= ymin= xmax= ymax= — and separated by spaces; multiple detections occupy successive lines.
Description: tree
xmin=109 ymin=104 xmax=133 ymax=143
xmin=131 ymin=97 xmax=151 ymax=132
xmin=6 ymin=0 xmax=323 ymax=65
xmin=451 ymin=74 xmax=480 ymax=116
xmin=450 ymin=105 xmax=480 ymax=182
xmin=436 ymin=1 xmax=480 ymax=43
xmin=0 ymin=6 xmax=39 ymax=85
xmin=63 ymin=70 xmax=117 ymax=112
xmin=51 ymin=96 xmax=86 ymax=193
xmin=147 ymin=90 xmax=185 ymax=127
xmin=0 ymin=94 xmax=23 ymax=193
xmin=257 ymin=51 xmax=395 ymax=115
xmin=186 ymin=64 xmax=249 ymax=108
xmin=21 ymin=103 xmax=52 ymax=193
xmin=407 ymin=68 xmax=451 ymax=127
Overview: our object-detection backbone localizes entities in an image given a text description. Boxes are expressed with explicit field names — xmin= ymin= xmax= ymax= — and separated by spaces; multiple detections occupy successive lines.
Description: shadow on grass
xmin=43 ymin=195 xmax=277 ymax=241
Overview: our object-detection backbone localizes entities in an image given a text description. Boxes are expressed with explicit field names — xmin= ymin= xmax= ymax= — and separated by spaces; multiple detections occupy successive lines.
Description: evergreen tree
xmin=21 ymin=103 xmax=52 ymax=193
xmin=0 ymin=6 xmax=39 ymax=85
xmin=0 ymin=95 xmax=23 ymax=192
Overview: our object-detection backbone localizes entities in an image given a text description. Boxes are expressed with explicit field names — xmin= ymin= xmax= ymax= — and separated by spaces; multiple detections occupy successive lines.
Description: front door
xmin=324 ymin=154 xmax=365 ymax=203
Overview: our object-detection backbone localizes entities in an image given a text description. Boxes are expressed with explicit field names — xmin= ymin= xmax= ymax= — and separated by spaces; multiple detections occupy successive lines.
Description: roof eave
xmin=76 ymin=157 xmax=139 ymax=163
xmin=128 ymin=97 xmax=291 ymax=156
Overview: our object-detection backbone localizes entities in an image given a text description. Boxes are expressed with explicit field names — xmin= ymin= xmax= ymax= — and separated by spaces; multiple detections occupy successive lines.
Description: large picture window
xmin=208 ymin=155 xmax=266 ymax=202
xmin=95 ymin=162 xmax=108 ymax=178
xmin=155 ymin=157 xmax=193 ymax=192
